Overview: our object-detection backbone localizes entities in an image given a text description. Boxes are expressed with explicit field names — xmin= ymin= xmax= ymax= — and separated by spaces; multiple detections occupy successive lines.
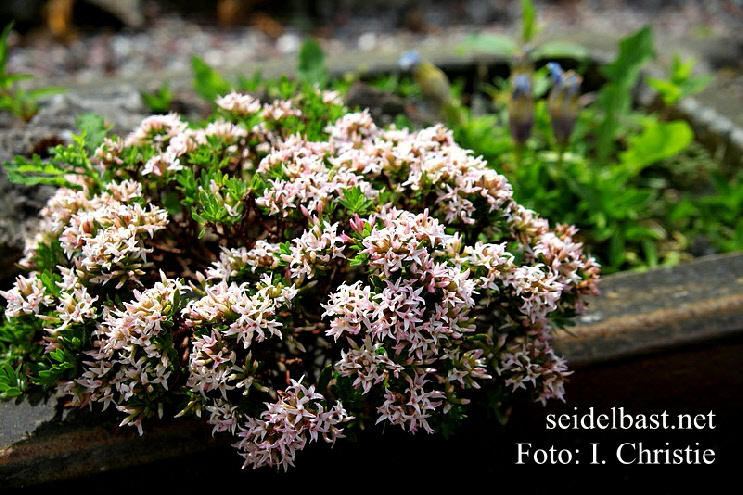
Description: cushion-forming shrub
xmin=1 ymin=87 xmax=600 ymax=470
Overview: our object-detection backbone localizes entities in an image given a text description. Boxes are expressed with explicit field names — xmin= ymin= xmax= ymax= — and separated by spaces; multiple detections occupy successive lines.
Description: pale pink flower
xmin=235 ymin=379 xmax=349 ymax=470
xmin=1 ymin=272 xmax=55 ymax=317
xmin=217 ymin=91 xmax=263 ymax=116
xmin=124 ymin=113 xmax=188 ymax=148
xmin=376 ymin=371 xmax=444 ymax=434
xmin=335 ymin=336 xmax=403 ymax=394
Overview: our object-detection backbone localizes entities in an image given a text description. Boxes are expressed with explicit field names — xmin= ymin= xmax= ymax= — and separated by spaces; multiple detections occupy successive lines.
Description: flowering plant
xmin=1 ymin=83 xmax=599 ymax=470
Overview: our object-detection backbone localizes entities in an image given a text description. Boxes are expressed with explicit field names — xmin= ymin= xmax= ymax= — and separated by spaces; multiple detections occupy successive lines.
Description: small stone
xmin=707 ymin=114 xmax=733 ymax=144
xmin=729 ymin=126 xmax=743 ymax=151
xmin=277 ymin=33 xmax=301 ymax=54
xmin=358 ymin=32 xmax=377 ymax=52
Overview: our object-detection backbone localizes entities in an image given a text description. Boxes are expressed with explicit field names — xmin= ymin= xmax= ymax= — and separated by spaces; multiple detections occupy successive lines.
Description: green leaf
xmin=532 ymin=41 xmax=589 ymax=61
xmin=50 ymin=348 xmax=66 ymax=363
xmin=248 ymin=173 xmax=268 ymax=195
xmin=608 ymin=231 xmax=626 ymax=269
xmin=237 ymin=70 xmax=264 ymax=92
xmin=600 ymin=26 xmax=654 ymax=81
xmin=2 ymin=154 xmax=77 ymax=188
xmin=280 ymin=242 xmax=292 ymax=255
xmin=620 ymin=120 xmax=693 ymax=175
xmin=192 ymin=56 xmax=233 ymax=103
xmin=317 ymin=365 xmax=334 ymax=393
xmin=521 ymin=0 xmax=537 ymax=45
xmin=39 ymin=271 xmax=63 ymax=298
xmin=297 ymin=38 xmax=328 ymax=87
xmin=648 ymin=54 xmax=712 ymax=105
xmin=349 ymin=252 xmax=370 ymax=267
xmin=671 ymin=54 xmax=692 ymax=80
xmin=0 ymin=23 xmax=13 ymax=74
xmin=594 ymin=26 xmax=655 ymax=166
xmin=2 ymin=73 xmax=34 ymax=85
xmin=646 ymin=77 xmax=680 ymax=103
xmin=0 ymin=362 xmax=25 ymax=399
xmin=27 ymin=86 xmax=65 ymax=99
xmin=642 ymin=239 xmax=659 ymax=267
xmin=338 ymin=186 xmax=373 ymax=215
xmin=141 ymin=84 xmax=173 ymax=114
xmin=76 ymin=113 xmax=110 ymax=153
xmin=625 ymin=226 xmax=665 ymax=242
xmin=456 ymin=34 xmax=518 ymax=56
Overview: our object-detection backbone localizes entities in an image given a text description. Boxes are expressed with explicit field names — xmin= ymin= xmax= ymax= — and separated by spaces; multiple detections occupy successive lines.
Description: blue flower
xmin=509 ymin=73 xmax=535 ymax=145
xmin=547 ymin=63 xmax=582 ymax=145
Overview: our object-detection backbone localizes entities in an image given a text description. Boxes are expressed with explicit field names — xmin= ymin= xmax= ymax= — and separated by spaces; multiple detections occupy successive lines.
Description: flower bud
xmin=547 ymin=63 xmax=582 ymax=146
xmin=508 ymin=48 xmax=535 ymax=146
xmin=508 ymin=74 xmax=535 ymax=145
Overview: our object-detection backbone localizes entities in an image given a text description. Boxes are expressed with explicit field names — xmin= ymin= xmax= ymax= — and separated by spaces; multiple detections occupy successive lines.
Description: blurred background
xmin=1 ymin=1 xmax=742 ymax=83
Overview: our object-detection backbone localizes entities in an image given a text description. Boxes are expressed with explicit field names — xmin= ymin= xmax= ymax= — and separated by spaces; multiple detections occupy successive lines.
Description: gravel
xmin=4 ymin=0 xmax=741 ymax=87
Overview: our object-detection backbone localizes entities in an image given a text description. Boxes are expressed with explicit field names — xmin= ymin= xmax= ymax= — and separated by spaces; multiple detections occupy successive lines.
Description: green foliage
xmin=141 ymin=83 xmax=174 ymax=114
xmin=594 ymin=26 xmax=654 ymax=167
xmin=191 ymin=170 xmax=248 ymax=228
xmin=192 ymin=55 xmax=234 ymax=104
xmin=415 ymin=24 xmax=727 ymax=274
xmin=338 ymin=186 xmax=373 ymax=216
xmin=521 ymin=0 xmax=538 ymax=45
xmin=3 ymin=113 xmax=108 ymax=189
xmin=619 ymin=117 xmax=693 ymax=175
xmin=457 ymin=3 xmax=586 ymax=61
xmin=31 ymin=340 xmax=81 ymax=388
xmin=647 ymin=54 xmax=713 ymax=105
xmin=0 ymin=313 xmax=43 ymax=399
xmin=3 ymin=153 xmax=76 ymax=188
xmin=370 ymin=73 xmax=421 ymax=98
xmin=0 ymin=362 xmax=25 ymax=398
xmin=669 ymin=170 xmax=743 ymax=254
xmin=75 ymin=113 xmax=110 ymax=153
xmin=297 ymin=38 xmax=329 ymax=87
xmin=457 ymin=33 xmax=519 ymax=57
xmin=0 ymin=22 xmax=64 ymax=122
xmin=236 ymin=70 xmax=264 ymax=93
xmin=531 ymin=41 xmax=589 ymax=61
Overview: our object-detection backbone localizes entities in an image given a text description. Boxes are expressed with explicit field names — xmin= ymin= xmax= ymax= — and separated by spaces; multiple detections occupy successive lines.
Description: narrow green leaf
xmin=297 ymin=38 xmax=328 ymax=87
xmin=76 ymin=113 xmax=109 ymax=153
xmin=0 ymin=22 xmax=13 ymax=72
xmin=191 ymin=56 xmax=233 ymax=103
xmin=532 ymin=41 xmax=589 ymax=60
xmin=456 ymin=34 xmax=518 ymax=56
xmin=521 ymin=0 xmax=537 ymax=45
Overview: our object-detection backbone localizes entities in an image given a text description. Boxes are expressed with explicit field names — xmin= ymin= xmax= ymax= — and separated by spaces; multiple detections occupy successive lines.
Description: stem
xmin=513 ymin=144 xmax=525 ymax=171
xmin=557 ymin=142 xmax=565 ymax=170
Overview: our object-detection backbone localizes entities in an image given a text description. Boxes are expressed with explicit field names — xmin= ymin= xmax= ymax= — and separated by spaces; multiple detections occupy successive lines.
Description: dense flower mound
xmin=1 ymin=87 xmax=599 ymax=470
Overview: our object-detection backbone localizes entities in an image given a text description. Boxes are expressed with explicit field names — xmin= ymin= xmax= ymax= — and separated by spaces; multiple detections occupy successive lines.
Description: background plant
xmin=647 ymin=54 xmax=713 ymax=107
xmin=475 ymin=26 xmax=725 ymax=274
xmin=0 ymin=23 xmax=63 ymax=123
xmin=381 ymin=3 xmax=725 ymax=274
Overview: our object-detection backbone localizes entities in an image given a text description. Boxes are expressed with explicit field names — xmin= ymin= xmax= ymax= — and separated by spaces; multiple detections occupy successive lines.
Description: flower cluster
xmin=0 ymin=272 xmax=55 ymax=317
xmin=73 ymin=273 xmax=183 ymax=433
xmin=235 ymin=379 xmax=348 ymax=470
xmin=2 ymin=84 xmax=599 ymax=470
